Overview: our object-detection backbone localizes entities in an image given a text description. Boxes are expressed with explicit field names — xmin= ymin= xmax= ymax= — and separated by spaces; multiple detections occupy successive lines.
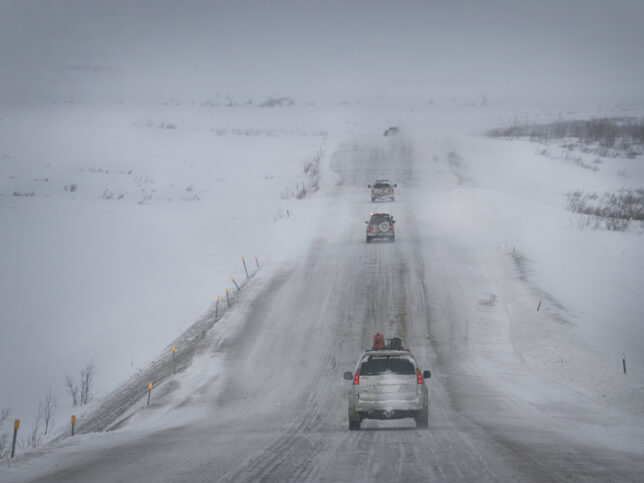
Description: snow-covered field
xmin=408 ymin=132 xmax=644 ymax=453
xmin=411 ymin=133 xmax=644 ymax=413
xmin=1 ymin=99 xmax=643 ymax=480
xmin=0 ymin=102 xmax=333 ymax=435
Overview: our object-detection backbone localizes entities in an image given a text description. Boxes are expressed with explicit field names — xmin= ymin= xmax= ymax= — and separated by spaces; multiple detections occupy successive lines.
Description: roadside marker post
xmin=215 ymin=296 xmax=219 ymax=320
xmin=623 ymin=354 xmax=627 ymax=375
xmin=147 ymin=383 xmax=152 ymax=406
xmin=11 ymin=419 xmax=19 ymax=458
xmin=537 ymin=301 xmax=542 ymax=312
xmin=226 ymin=287 xmax=230 ymax=307
xmin=172 ymin=346 xmax=176 ymax=375
xmin=242 ymin=256 xmax=249 ymax=280
xmin=231 ymin=277 xmax=240 ymax=291
xmin=255 ymin=256 xmax=259 ymax=269
xmin=71 ymin=415 xmax=76 ymax=436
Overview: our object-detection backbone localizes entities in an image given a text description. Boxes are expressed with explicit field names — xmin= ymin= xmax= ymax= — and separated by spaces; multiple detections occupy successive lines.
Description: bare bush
xmin=80 ymin=360 xmax=95 ymax=405
xmin=0 ymin=408 xmax=8 ymax=425
xmin=489 ymin=117 xmax=644 ymax=159
xmin=566 ymin=189 xmax=644 ymax=231
xmin=489 ymin=117 xmax=644 ymax=144
xmin=41 ymin=389 xmax=57 ymax=435
xmin=0 ymin=407 xmax=10 ymax=459
xmin=296 ymin=147 xmax=324 ymax=199
xmin=537 ymin=145 xmax=601 ymax=171
xmin=66 ymin=360 xmax=95 ymax=407
xmin=102 ymin=189 xmax=124 ymax=200
xmin=30 ymin=402 xmax=43 ymax=447
xmin=66 ymin=375 xmax=79 ymax=407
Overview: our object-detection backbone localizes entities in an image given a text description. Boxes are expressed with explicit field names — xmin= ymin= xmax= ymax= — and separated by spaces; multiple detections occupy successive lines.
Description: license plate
xmin=376 ymin=385 xmax=399 ymax=394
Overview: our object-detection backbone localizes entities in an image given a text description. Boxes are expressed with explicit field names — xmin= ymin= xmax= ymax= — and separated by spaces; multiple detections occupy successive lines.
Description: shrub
xmin=566 ymin=189 xmax=644 ymax=231
xmin=489 ymin=117 xmax=644 ymax=159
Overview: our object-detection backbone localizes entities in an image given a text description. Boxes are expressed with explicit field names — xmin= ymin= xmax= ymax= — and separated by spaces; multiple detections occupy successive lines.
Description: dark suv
xmin=365 ymin=213 xmax=395 ymax=243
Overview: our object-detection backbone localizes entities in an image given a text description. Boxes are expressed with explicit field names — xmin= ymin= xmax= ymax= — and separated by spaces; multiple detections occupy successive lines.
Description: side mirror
xmin=392 ymin=220 xmax=396 ymax=224
xmin=367 ymin=185 xmax=372 ymax=188
xmin=423 ymin=370 xmax=431 ymax=379
xmin=394 ymin=184 xmax=397 ymax=187
xmin=343 ymin=371 xmax=353 ymax=381
xmin=364 ymin=220 xmax=369 ymax=224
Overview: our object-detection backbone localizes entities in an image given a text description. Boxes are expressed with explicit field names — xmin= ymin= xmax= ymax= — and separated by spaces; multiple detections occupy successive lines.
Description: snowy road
xmin=13 ymin=135 xmax=644 ymax=482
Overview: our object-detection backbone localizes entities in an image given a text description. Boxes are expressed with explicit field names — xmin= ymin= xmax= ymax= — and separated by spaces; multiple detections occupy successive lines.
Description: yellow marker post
xmin=172 ymin=346 xmax=176 ymax=374
xmin=231 ymin=276 xmax=240 ymax=291
xmin=226 ymin=287 xmax=230 ymax=307
xmin=11 ymin=419 xmax=19 ymax=458
xmin=242 ymin=256 xmax=249 ymax=280
xmin=147 ymin=382 xmax=153 ymax=406
xmin=71 ymin=415 xmax=76 ymax=436
xmin=215 ymin=295 xmax=220 ymax=320
xmin=254 ymin=255 xmax=259 ymax=269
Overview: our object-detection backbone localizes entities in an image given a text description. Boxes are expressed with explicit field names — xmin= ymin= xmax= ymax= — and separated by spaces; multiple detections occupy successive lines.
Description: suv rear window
xmin=360 ymin=355 xmax=416 ymax=375
xmin=370 ymin=214 xmax=391 ymax=224
xmin=374 ymin=183 xmax=391 ymax=189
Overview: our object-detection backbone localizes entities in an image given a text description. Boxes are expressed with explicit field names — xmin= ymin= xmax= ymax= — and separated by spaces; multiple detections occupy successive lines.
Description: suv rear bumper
xmin=359 ymin=409 xmax=421 ymax=420
xmin=350 ymin=395 xmax=425 ymax=418
xmin=366 ymin=232 xmax=394 ymax=239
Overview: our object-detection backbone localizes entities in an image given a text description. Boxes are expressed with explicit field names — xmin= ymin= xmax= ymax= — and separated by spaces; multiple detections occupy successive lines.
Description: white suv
xmin=343 ymin=343 xmax=430 ymax=430
xmin=368 ymin=179 xmax=397 ymax=202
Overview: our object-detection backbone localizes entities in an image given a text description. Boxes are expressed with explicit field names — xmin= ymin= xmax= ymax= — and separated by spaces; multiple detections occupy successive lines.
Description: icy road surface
xmin=9 ymin=135 xmax=644 ymax=482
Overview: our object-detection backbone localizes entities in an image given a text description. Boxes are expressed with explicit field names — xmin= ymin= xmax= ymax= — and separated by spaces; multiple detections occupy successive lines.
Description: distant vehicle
xmin=368 ymin=179 xmax=397 ymax=202
xmin=384 ymin=126 xmax=399 ymax=136
xmin=343 ymin=336 xmax=431 ymax=430
xmin=365 ymin=213 xmax=395 ymax=243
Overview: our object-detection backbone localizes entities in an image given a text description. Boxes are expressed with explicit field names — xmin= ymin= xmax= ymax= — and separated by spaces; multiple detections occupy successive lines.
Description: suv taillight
xmin=353 ymin=370 xmax=360 ymax=385
xmin=416 ymin=368 xmax=423 ymax=384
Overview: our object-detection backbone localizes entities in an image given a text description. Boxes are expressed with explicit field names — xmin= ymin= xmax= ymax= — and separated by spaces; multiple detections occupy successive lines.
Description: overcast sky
xmin=1 ymin=0 xmax=643 ymax=105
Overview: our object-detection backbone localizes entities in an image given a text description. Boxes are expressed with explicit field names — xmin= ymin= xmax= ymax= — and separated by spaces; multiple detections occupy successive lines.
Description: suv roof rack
xmin=385 ymin=337 xmax=404 ymax=350
xmin=371 ymin=333 xmax=405 ymax=351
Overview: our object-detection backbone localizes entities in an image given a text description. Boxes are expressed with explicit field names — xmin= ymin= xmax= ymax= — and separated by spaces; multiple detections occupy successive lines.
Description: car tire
xmin=415 ymin=409 xmax=428 ymax=429
xmin=349 ymin=408 xmax=361 ymax=430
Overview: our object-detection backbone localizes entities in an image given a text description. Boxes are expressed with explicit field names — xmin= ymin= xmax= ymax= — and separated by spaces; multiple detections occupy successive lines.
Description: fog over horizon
xmin=1 ymin=0 xmax=643 ymax=107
